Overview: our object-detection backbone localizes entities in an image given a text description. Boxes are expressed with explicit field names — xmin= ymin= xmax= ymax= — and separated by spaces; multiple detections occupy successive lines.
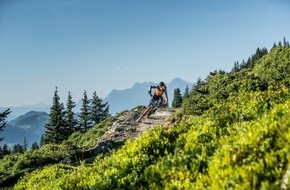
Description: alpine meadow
xmin=1 ymin=39 xmax=290 ymax=189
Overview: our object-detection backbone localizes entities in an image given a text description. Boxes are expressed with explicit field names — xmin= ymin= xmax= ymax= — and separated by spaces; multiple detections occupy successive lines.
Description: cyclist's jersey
xmin=151 ymin=86 xmax=167 ymax=97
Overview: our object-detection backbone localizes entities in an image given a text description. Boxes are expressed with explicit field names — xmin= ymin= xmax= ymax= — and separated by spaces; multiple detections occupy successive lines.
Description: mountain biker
xmin=148 ymin=82 xmax=168 ymax=111
xmin=136 ymin=81 xmax=169 ymax=122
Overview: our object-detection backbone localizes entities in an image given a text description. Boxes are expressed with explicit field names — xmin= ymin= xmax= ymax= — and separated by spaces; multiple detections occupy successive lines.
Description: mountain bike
xmin=136 ymin=98 xmax=163 ymax=123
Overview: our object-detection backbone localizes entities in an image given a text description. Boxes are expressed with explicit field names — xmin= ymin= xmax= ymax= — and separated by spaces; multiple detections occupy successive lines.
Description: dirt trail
xmin=81 ymin=108 xmax=175 ymax=157
xmin=136 ymin=108 xmax=174 ymax=137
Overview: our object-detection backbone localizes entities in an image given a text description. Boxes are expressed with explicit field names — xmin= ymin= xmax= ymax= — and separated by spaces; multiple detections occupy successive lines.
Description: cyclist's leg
xmin=159 ymin=97 xmax=165 ymax=107
xmin=147 ymin=95 xmax=158 ymax=117
xmin=152 ymin=96 xmax=162 ymax=113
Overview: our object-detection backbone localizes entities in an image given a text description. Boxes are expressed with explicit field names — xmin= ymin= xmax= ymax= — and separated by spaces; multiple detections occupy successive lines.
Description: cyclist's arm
xmin=149 ymin=85 xmax=157 ymax=91
xmin=148 ymin=85 xmax=157 ymax=96
xmin=164 ymin=90 xmax=169 ymax=104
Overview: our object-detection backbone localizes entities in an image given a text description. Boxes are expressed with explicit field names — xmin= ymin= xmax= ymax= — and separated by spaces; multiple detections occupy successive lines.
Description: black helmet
xmin=159 ymin=81 xmax=165 ymax=87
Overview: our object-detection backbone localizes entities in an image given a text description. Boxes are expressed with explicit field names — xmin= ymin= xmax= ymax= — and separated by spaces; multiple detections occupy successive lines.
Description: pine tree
xmin=78 ymin=90 xmax=92 ymax=132
xmin=12 ymin=144 xmax=24 ymax=154
xmin=0 ymin=144 xmax=10 ymax=159
xmin=172 ymin=88 xmax=183 ymax=108
xmin=40 ymin=134 xmax=45 ymax=147
xmin=31 ymin=142 xmax=39 ymax=150
xmin=44 ymin=87 xmax=67 ymax=144
xmin=23 ymin=137 xmax=28 ymax=152
xmin=283 ymin=37 xmax=290 ymax=47
xmin=183 ymin=85 xmax=190 ymax=100
xmin=90 ymin=91 xmax=110 ymax=126
xmin=2 ymin=144 xmax=11 ymax=156
xmin=65 ymin=91 xmax=78 ymax=137
xmin=0 ymin=109 xmax=11 ymax=142
xmin=232 ymin=61 xmax=240 ymax=72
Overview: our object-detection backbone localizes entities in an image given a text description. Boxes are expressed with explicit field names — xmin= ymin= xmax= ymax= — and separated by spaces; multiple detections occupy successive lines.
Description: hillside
xmin=0 ymin=111 xmax=49 ymax=147
xmin=1 ymin=42 xmax=290 ymax=189
xmin=0 ymin=107 xmax=175 ymax=188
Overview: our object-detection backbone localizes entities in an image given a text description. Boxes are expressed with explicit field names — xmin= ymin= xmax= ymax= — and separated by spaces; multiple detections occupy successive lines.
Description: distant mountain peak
xmin=171 ymin=77 xmax=189 ymax=83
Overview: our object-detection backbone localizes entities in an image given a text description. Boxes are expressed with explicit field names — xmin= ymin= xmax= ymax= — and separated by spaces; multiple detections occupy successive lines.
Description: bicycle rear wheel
xmin=136 ymin=105 xmax=152 ymax=122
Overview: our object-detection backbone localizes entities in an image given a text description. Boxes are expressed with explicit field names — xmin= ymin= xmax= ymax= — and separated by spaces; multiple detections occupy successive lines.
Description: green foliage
xmin=197 ymin=102 xmax=290 ymax=190
xmin=31 ymin=142 xmax=39 ymax=150
xmin=67 ymin=116 xmax=114 ymax=148
xmin=172 ymin=88 xmax=183 ymax=108
xmin=90 ymin=91 xmax=110 ymax=126
xmin=0 ymin=144 xmax=71 ymax=187
xmin=78 ymin=90 xmax=93 ymax=132
xmin=0 ymin=108 xmax=11 ymax=142
xmin=253 ymin=46 xmax=290 ymax=88
xmin=12 ymin=144 xmax=24 ymax=154
xmin=44 ymin=87 xmax=67 ymax=144
xmin=0 ymin=116 xmax=114 ymax=188
xmin=182 ymin=46 xmax=290 ymax=116
xmin=205 ymin=88 xmax=290 ymax=130
xmin=183 ymin=85 xmax=190 ymax=100
xmin=0 ymin=144 xmax=11 ymax=159
xmin=65 ymin=91 xmax=78 ymax=137
xmin=14 ymin=164 xmax=93 ymax=190
xmin=14 ymin=98 xmax=290 ymax=189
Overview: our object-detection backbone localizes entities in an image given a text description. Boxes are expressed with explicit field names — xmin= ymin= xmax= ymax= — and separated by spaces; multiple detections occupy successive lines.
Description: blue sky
xmin=0 ymin=0 xmax=289 ymax=107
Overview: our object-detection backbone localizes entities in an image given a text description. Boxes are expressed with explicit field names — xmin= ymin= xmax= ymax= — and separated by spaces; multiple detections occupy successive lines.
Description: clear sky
xmin=0 ymin=0 xmax=289 ymax=107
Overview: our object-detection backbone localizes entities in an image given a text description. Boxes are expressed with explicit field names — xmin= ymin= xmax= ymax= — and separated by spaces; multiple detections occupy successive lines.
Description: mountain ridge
xmin=0 ymin=77 xmax=193 ymax=119
xmin=0 ymin=111 xmax=49 ymax=147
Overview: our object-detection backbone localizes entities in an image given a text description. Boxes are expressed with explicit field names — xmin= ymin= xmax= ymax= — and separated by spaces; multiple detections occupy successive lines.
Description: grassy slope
xmin=0 ymin=116 xmax=115 ymax=188
xmin=13 ymin=46 xmax=290 ymax=189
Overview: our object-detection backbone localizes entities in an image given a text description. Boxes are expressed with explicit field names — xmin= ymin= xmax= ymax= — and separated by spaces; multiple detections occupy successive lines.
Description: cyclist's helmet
xmin=159 ymin=82 xmax=166 ymax=89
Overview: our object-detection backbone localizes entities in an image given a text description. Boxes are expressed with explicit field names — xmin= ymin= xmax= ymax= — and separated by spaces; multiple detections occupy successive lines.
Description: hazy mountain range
xmin=0 ymin=78 xmax=193 ymax=147
xmin=0 ymin=111 xmax=49 ymax=147
xmin=0 ymin=104 xmax=50 ymax=121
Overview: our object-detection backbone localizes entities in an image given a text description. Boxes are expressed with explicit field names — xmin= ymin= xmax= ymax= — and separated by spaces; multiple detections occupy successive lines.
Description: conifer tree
xmin=1 ymin=144 xmax=11 ymax=158
xmin=0 ymin=144 xmax=10 ymax=159
xmin=44 ymin=87 xmax=67 ymax=144
xmin=172 ymin=88 xmax=183 ymax=108
xmin=183 ymin=85 xmax=190 ymax=100
xmin=23 ymin=137 xmax=28 ymax=152
xmin=0 ymin=108 xmax=11 ymax=142
xmin=65 ymin=91 xmax=78 ymax=136
xmin=40 ymin=134 xmax=45 ymax=147
xmin=12 ymin=144 xmax=24 ymax=154
xmin=2 ymin=144 xmax=11 ymax=156
xmin=78 ymin=90 xmax=92 ymax=132
xmin=283 ymin=37 xmax=290 ymax=47
xmin=90 ymin=91 xmax=110 ymax=125
xmin=232 ymin=61 xmax=240 ymax=72
xmin=31 ymin=142 xmax=39 ymax=150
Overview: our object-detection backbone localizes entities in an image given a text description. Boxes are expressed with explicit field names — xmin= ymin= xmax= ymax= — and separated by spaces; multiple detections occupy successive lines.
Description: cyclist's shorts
xmin=150 ymin=95 xmax=164 ymax=105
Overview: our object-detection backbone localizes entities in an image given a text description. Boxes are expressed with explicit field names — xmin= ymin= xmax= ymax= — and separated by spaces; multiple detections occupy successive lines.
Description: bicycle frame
xmin=136 ymin=98 xmax=163 ymax=123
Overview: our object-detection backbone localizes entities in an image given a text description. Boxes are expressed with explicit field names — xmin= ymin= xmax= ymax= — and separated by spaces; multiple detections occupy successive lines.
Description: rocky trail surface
xmin=80 ymin=108 xmax=176 ymax=158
